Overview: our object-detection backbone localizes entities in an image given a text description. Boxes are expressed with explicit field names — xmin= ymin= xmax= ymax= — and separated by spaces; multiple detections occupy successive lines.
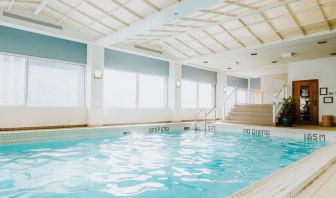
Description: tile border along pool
xmin=1 ymin=122 xmax=336 ymax=198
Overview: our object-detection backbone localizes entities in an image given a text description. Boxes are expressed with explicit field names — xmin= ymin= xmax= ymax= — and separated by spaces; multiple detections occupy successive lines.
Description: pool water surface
xmin=0 ymin=130 xmax=326 ymax=198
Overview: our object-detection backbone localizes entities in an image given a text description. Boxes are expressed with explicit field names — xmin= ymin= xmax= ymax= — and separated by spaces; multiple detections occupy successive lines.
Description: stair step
xmin=229 ymin=111 xmax=273 ymax=117
xmin=235 ymin=104 xmax=272 ymax=108
xmin=223 ymin=120 xmax=273 ymax=126
xmin=226 ymin=115 xmax=273 ymax=122
xmin=232 ymin=108 xmax=272 ymax=112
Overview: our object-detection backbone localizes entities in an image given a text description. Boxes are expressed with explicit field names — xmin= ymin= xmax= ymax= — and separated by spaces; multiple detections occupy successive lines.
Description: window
xmin=104 ymin=70 xmax=167 ymax=108
xmin=27 ymin=59 xmax=85 ymax=106
xmin=181 ymin=80 xmax=214 ymax=108
xmin=0 ymin=54 xmax=26 ymax=105
xmin=0 ymin=52 xmax=85 ymax=107
xmin=181 ymin=80 xmax=197 ymax=108
xmin=104 ymin=69 xmax=136 ymax=108
xmin=199 ymin=82 xmax=213 ymax=108
xmin=139 ymin=74 xmax=166 ymax=108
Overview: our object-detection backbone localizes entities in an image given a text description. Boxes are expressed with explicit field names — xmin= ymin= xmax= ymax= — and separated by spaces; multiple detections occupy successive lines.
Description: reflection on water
xmin=0 ymin=131 xmax=325 ymax=198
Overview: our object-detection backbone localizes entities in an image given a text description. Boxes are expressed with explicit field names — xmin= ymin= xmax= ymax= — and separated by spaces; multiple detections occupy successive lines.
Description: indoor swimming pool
xmin=0 ymin=129 xmax=327 ymax=198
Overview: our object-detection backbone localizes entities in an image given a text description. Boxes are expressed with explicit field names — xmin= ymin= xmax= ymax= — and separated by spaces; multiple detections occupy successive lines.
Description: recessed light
xmin=174 ymin=12 xmax=178 ymax=16
xmin=331 ymin=52 xmax=336 ymax=56
xmin=250 ymin=52 xmax=258 ymax=56
xmin=272 ymin=61 xmax=278 ymax=64
xmin=281 ymin=52 xmax=295 ymax=58
xmin=318 ymin=41 xmax=327 ymax=44
xmin=227 ymin=67 xmax=232 ymax=70
xmin=203 ymin=60 xmax=208 ymax=64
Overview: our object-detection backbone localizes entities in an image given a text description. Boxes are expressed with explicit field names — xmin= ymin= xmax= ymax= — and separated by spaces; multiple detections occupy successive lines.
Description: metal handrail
xmin=224 ymin=87 xmax=238 ymax=101
xmin=194 ymin=108 xmax=206 ymax=130
xmin=273 ymin=85 xmax=287 ymax=104
xmin=223 ymin=87 xmax=238 ymax=118
xmin=205 ymin=107 xmax=217 ymax=121
xmin=205 ymin=107 xmax=217 ymax=131
xmin=272 ymin=85 xmax=288 ymax=124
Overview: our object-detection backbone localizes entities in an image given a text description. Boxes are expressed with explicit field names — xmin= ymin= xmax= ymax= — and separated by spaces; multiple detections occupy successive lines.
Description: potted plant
xmin=280 ymin=97 xmax=297 ymax=127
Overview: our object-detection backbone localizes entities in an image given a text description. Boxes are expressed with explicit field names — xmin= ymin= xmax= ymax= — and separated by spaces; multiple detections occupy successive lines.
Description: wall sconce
xmin=93 ymin=70 xmax=103 ymax=79
xmin=176 ymin=81 xmax=181 ymax=88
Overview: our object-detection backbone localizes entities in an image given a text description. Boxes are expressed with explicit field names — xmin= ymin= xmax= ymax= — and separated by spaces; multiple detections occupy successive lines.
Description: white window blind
xmin=0 ymin=54 xmax=26 ymax=105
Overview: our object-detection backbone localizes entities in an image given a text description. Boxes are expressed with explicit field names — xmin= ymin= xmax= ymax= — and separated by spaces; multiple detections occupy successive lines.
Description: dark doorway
xmin=292 ymin=79 xmax=319 ymax=125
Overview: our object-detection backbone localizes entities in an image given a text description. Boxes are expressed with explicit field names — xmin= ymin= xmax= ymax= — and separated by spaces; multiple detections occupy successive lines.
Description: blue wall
xmin=250 ymin=78 xmax=261 ymax=90
xmin=182 ymin=65 xmax=217 ymax=84
xmin=105 ymin=48 xmax=169 ymax=76
xmin=227 ymin=75 xmax=248 ymax=89
xmin=0 ymin=25 xmax=87 ymax=64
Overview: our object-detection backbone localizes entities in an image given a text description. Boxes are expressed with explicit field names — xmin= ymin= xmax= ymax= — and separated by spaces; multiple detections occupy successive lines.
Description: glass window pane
xmin=181 ymin=80 xmax=197 ymax=108
xmin=27 ymin=59 xmax=85 ymax=106
xmin=139 ymin=74 xmax=166 ymax=108
xmin=199 ymin=83 xmax=213 ymax=108
xmin=104 ymin=69 xmax=136 ymax=108
xmin=0 ymin=54 xmax=26 ymax=105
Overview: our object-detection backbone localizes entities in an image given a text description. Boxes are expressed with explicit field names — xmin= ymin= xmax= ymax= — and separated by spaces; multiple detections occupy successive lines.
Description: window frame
xmin=103 ymin=68 xmax=168 ymax=109
xmin=181 ymin=79 xmax=216 ymax=109
xmin=0 ymin=51 xmax=86 ymax=107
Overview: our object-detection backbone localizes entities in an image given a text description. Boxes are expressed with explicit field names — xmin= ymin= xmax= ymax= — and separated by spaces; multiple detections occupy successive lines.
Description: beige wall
xmin=261 ymin=73 xmax=288 ymax=104
xmin=288 ymin=57 xmax=336 ymax=122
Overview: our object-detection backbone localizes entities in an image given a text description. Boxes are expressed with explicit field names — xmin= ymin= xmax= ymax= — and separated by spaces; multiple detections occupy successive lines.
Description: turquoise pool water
xmin=0 ymin=131 xmax=326 ymax=198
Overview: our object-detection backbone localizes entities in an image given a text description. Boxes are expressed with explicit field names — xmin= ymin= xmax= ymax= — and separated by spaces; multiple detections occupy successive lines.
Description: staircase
xmin=224 ymin=104 xmax=273 ymax=126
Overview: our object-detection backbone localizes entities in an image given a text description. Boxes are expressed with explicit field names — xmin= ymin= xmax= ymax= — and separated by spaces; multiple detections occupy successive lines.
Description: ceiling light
xmin=250 ymin=49 xmax=257 ymax=56
xmin=318 ymin=41 xmax=327 ymax=44
xmin=272 ymin=61 xmax=278 ymax=63
xmin=227 ymin=67 xmax=232 ymax=70
xmin=330 ymin=52 xmax=336 ymax=56
xmin=281 ymin=52 xmax=295 ymax=59
xmin=203 ymin=60 xmax=208 ymax=64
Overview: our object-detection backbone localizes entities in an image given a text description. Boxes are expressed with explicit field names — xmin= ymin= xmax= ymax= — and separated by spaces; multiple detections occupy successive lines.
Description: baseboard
xmin=319 ymin=122 xmax=336 ymax=127
xmin=0 ymin=124 xmax=87 ymax=132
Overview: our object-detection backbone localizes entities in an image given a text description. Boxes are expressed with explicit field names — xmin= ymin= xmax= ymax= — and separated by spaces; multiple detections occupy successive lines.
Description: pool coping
xmin=0 ymin=122 xmax=194 ymax=145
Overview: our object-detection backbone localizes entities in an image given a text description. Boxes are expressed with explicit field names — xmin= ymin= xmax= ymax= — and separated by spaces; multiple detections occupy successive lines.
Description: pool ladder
xmin=194 ymin=107 xmax=217 ymax=131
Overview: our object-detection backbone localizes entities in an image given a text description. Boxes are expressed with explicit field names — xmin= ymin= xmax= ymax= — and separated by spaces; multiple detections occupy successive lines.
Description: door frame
xmin=292 ymin=79 xmax=319 ymax=125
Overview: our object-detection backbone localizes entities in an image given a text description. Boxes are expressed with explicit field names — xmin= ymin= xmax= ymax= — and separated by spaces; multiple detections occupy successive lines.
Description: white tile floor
xmin=231 ymin=141 xmax=336 ymax=198
xmin=296 ymin=161 xmax=336 ymax=198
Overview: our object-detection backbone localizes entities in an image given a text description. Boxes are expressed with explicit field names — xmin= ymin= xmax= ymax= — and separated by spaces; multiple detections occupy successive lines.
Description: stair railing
xmin=194 ymin=108 xmax=207 ymax=130
xmin=237 ymin=88 xmax=263 ymax=104
xmin=272 ymin=85 xmax=288 ymax=124
xmin=224 ymin=87 xmax=238 ymax=118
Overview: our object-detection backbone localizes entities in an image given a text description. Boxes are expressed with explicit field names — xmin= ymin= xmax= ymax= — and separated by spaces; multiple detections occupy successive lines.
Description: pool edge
xmin=230 ymin=140 xmax=336 ymax=198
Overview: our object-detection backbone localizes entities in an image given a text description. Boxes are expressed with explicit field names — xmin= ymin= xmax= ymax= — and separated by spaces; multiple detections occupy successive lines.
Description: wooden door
xmin=292 ymin=80 xmax=319 ymax=125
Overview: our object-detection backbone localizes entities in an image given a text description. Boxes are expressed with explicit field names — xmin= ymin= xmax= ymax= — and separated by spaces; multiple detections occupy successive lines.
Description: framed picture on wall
xmin=323 ymin=97 xmax=333 ymax=103
xmin=320 ymin=87 xmax=328 ymax=95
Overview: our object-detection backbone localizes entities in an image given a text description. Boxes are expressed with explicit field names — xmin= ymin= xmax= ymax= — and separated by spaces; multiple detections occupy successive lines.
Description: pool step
xmin=224 ymin=104 xmax=273 ymax=126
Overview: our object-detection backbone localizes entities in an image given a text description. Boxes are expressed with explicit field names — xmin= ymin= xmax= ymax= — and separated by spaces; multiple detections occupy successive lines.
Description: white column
xmin=216 ymin=71 xmax=227 ymax=120
xmin=86 ymin=44 xmax=105 ymax=126
xmin=168 ymin=62 xmax=182 ymax=121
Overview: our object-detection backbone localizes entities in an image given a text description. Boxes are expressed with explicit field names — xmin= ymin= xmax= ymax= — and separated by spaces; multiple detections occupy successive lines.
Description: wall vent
xmin=134 ymin=45 xmax=163 ymax=54
xmin=3 ymin=11 xmax=63 ymax=30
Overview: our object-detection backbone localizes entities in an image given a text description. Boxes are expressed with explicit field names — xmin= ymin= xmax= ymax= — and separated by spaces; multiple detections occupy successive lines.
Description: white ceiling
xmin=186 ymin=30 xmax=336 ymax=77
xmin=0 ymin=0 xmax=336 ymax=77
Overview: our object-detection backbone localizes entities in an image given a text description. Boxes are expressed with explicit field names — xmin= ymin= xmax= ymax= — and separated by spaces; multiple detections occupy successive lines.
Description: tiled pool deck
xmin=296 ymin=160 xmax=336 ymax=198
